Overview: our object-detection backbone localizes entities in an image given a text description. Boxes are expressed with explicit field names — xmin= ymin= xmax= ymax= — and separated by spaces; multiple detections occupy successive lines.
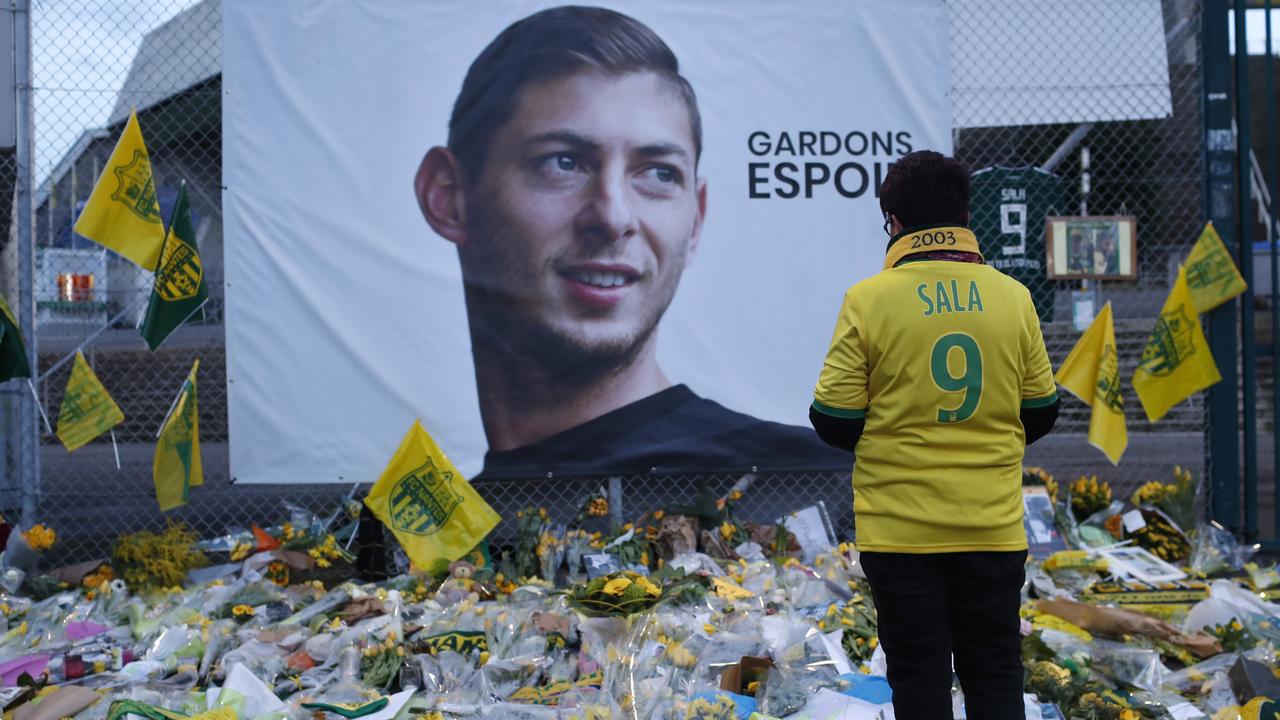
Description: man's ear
xmin=415 ymin=146 xmax=469 ymax=246
xmin=686 ymin=176 xmax=708 ymax=262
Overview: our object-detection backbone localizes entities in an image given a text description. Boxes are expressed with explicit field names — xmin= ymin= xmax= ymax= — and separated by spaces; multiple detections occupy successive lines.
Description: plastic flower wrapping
xmin=0 ymin=470 xmax=1278 ymax=719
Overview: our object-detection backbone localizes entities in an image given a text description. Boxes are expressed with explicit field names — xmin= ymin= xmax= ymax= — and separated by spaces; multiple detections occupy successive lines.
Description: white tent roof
xmin=107 ymin=0 xmax=220 ymax=126
xmin=950 ymin=0 xmax=1173 ymax=128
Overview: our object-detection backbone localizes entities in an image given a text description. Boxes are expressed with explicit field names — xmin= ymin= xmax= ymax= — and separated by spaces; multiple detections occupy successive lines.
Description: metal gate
xmin=1204 ymin=0 xmax=1280 ymax=544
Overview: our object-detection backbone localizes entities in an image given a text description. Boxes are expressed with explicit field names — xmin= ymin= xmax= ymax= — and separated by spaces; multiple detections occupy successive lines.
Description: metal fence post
xmin=1203 ymin=0 xmax=1242 ymax=531
xmin=607 ymin=476 xmax=623 ymax=529
xmin=12 ymin=0 xmax=36 ymax=529
xmin=1267 ymin=0 xmax=1280 ymax=539
xmin=1234 ymin=0 xmax=1259 ymax=540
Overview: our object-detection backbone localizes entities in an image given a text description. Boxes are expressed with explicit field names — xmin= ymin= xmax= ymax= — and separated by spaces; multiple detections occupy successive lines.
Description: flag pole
xmin=25 ymin=379 xmax=52 ymax=435
xmin=37 ymin=296 xmax=146 ymax=381
xmin=110 ymin=428 xmax=120 ymax=470
xmin=155 ymin=380 xmax=186 ymax=439
xmin=137 ymin=186 xmax=178 ymax=333
xmin=153 ymin=359 xmax=197 ymax=440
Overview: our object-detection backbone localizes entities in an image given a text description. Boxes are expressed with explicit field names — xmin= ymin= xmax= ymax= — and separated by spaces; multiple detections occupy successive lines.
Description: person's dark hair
xmin=447 ymin=6 xmax=702 ymax=181
xmin=878 ymin=150 xmax=971 ymax=229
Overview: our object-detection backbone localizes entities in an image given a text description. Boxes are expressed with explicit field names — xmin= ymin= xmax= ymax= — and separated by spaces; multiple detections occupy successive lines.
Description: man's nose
xmin=576 ymin=169 xmax=638 ymax=243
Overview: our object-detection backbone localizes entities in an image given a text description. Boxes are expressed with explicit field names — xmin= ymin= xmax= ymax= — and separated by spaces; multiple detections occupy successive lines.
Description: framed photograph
xmin=1045 ymin=216 xmax=1137 ymax=280
xmin=1096 ymin=546 xmax=1186 ymax=583
xmin=1022 ymin=487 xmax=1068 ymax=558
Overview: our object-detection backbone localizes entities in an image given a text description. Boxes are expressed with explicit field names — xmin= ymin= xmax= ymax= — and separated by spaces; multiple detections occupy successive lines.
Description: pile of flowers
xmin=0 ymin=470 xmax=1275 ymax=720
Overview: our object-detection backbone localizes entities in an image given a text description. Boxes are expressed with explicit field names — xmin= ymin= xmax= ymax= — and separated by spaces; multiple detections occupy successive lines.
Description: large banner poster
xmin=223 ymin=0 xmax=951 ymax=483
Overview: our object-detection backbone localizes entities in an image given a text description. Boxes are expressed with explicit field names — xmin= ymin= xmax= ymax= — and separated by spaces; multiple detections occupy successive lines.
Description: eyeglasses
xmin=883 ymin=213 xmax=893 ymax=237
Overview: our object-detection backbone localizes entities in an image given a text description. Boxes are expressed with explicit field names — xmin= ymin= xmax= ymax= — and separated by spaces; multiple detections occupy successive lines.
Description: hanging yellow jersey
xmin=814 ymin=225 xmax=1056 ymax=553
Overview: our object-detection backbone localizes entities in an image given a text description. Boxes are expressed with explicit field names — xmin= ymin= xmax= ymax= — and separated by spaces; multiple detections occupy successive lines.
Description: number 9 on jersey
xmin=930 ymin=333 xmax=983 ymax=423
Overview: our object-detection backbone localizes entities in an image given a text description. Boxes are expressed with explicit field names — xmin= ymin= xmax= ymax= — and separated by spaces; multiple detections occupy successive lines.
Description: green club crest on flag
xmin=365 ymin=420 xmax=500 ymax=573
xmin=1184 ymin=221 xmax=1247 ymax=313
xmin=1096 ymin=344 xmax=1123 ymax=413
xmin=1139 ymin=306 xmax=1196 ymax=377
xmin=56 ymin=351 xmax=124 ymax=452
xmin=111 ymin=149 xmax=162 ymax=223
xmin=141 ymin=184 xmax=207 ymax=351
xmin=390 ymin=457 xmax=463 ymax=536
xmin=1185 ymin=249 xmax=1238 ymax=296
xmin=155 ymin=239 xmax=203 ymax=301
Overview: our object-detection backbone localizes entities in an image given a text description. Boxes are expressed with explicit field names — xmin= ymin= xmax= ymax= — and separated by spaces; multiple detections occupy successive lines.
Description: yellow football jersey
xmin=814 ymin=225 xmax=1057 ymax=553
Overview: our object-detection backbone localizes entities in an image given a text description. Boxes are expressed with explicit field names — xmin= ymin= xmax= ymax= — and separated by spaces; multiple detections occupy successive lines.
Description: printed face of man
xmin=1097 ymin=232 xmax=1115 ymax=254
xmin=457 ymin=70 xmax=705 ymax=368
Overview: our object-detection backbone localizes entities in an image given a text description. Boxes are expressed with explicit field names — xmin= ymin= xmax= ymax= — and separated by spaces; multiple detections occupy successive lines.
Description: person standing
xmin=810 ymin=150 xmax=1059 ymax=719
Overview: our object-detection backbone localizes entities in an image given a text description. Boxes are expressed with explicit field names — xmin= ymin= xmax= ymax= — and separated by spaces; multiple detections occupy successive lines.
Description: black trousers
xmin=860 ymin=550 xmax=1027 ymax=720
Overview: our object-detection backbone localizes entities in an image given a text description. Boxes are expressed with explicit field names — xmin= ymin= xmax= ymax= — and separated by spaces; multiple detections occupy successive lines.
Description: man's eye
xmin=533 ymin=154 xmax=586 ymax=182
xmin=537 ymin=154 xmax=579 ymax=174
xmin=642 ymin=165 xmax=681 ymax=185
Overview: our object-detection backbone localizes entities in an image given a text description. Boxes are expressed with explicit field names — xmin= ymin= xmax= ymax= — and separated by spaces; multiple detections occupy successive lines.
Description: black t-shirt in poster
xmin=474 ymin=385 xmax=851 ymax=481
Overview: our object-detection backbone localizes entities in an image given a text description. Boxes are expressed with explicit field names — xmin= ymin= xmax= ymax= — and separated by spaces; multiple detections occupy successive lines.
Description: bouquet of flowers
xmin=21 ymin=525 xmax=56 ymax=553
xmin=1125 ymin=508 xmax=1191 ymax=563
xmin=1024 ymin=466 xmax=1058 ymax=500
xmin=818 ymin=594 xmax=879 ymax=663
xmin=567 ymin=570 xmax=664 ymax=617
xmin=1131 ymin=467 xmax=1198 ymax=533
xmin=1070 ymin=475 xmax=1113 ymax=520
xmin=112 ymin=522 xmax=209 ymax=592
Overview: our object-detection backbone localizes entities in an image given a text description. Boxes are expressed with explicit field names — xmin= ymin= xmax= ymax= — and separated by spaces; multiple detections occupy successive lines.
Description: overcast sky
xmin=32 ymin=0 xmax=200 ymax=184
xmin=27 ymin=3 xmax=1280 ymax=187
xmin=1230 ymin=8 xmax=1280 ymax=55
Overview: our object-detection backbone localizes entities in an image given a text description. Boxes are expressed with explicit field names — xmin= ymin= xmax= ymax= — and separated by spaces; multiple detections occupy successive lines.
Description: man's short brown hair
xmin=878 ymin=150 xmax=970 ymax=229
xmin=447 ymin=5 xmax=702 ymax=182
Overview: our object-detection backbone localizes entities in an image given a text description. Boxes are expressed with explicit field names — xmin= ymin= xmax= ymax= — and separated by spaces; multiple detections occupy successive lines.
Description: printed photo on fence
xmin=222 ymin=0 xmax=952 ymax=482
xmin=1046 ymin=216 xmax=1138 ymax=280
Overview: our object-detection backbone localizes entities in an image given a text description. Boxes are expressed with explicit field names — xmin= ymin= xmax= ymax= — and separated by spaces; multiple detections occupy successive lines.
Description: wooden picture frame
xmin=1045 ymin=216 xmax=1138 ymax=280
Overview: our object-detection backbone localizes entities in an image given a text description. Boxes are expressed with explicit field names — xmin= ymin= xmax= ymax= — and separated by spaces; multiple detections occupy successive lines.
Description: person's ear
xmin=415 ymin=146 xmax=469 ymax=246
xmin=686 ymin=177 xmax=708 ymax=262
xmin=890 ymin=215 xmax=904 ymax=235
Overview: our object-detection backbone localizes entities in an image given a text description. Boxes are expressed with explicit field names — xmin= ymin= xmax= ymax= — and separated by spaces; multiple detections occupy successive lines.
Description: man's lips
xmin=558 ymin=263 xmax=641 ymax=308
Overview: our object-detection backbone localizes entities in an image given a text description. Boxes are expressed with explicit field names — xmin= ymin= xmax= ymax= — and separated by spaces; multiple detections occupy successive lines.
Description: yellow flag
xmin=73 ymin=110 xmax=166 ymax=270
xmin=365 ymin=420 xmax=500 ymax=574
xmin=1055 ymin=302 xmax=1127 ymax=464
xmin=1185 ymin=221 xmax=1247 ymax=314
xmin=1132 ymin=266 xmax=1222 ymax=422
xmin=55 ymin=351 xmax=124 ymax=452
xmin=153 ymin=360 xmax=202 ymax=511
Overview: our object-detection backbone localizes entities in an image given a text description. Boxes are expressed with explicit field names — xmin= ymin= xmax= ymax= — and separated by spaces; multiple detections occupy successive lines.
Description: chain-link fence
xmin=0 ymin=0 xmax=1243 ymax=563
xmin=956 ymin=0 xmax=1219 ymax=532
